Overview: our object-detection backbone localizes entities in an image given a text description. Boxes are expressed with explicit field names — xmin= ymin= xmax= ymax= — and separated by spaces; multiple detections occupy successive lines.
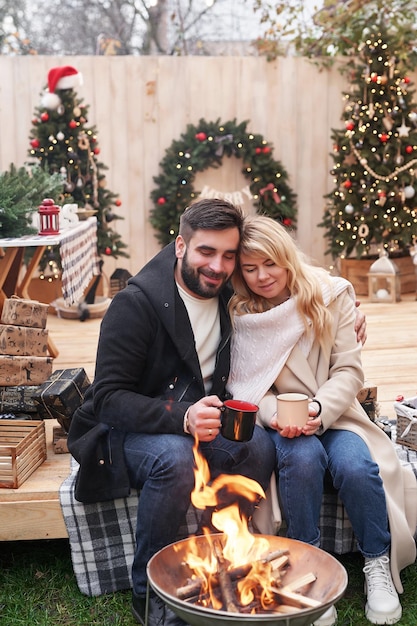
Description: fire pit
xmin=147 ymin=533 xmax=348 ymax=626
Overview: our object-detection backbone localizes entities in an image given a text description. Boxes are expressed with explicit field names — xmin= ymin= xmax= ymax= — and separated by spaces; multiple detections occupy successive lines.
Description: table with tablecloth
xmin=0 ymin=218 xmax=101 ymax=356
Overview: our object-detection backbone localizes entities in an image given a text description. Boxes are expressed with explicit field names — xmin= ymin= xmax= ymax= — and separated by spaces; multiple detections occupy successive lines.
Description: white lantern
xmin=367 ymin=252 xmax=401 ymax=303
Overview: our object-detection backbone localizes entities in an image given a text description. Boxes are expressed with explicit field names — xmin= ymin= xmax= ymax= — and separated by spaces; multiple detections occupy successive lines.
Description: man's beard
xmin=181 ymin=251 xmax=228 ymax=299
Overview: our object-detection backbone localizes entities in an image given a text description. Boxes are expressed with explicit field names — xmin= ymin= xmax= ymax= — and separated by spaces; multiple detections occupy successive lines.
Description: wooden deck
xmin=0 ymin=294 xmax=416 ymax=541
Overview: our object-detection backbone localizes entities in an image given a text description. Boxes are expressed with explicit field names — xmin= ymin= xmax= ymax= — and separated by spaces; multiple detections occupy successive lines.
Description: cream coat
xmin=237 ymin=290 xmax=417 ymax=593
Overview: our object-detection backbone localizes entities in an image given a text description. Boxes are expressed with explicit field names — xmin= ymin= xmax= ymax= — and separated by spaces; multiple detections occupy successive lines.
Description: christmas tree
xmin=320 ymin=24 xmax=417 ymax=260
xmin=28 ymin=66 xmax=128 ymax=262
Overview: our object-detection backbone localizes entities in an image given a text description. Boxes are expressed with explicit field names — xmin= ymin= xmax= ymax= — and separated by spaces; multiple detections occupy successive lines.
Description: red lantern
xmin=38 ymin=198 xmax=60 ymax=235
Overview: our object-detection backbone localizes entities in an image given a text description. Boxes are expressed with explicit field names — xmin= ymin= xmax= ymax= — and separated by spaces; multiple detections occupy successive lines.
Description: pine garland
xmin=149 ymin=118 xmax=297 ymax=246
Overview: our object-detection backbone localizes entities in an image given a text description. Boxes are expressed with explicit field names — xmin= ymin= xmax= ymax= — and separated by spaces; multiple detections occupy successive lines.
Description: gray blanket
xmin=59 ymin=440 xmax=417 ymax=597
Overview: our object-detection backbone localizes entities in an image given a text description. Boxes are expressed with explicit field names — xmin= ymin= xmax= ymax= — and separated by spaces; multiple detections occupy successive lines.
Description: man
xmin=68 ymin=199 xmax=277 ymax=626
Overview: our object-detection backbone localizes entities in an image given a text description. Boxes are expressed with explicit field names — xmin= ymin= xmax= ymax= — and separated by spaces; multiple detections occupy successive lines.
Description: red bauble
xmin=105 ymin=246 xmax=112 ymax=255
xmin=69 ymin=119 xmax=77 ymax=129
xmin=93 ymin=147 xmax=100 ymax=155
xmin=40 ymin=112 xmax=49 ymax=122
xmin=262 ymin=146 xmax=271 ymax=154
xmin=345 ymin=120 xmax=355 ymax=131
xmin=403 ymin=76 xmax=411 ymax=84
xmin=282 ymin=218 xmax=292 ymax=226
xmin=157 ymin=197 xmax=166 ymax=205
xmin=30 ymin=139 xmax=40 ymax=149
xmin=379 ymin=133 xmax=389 ymax=143
xmin=195 ymin=132 xmax=207 ymax=142
xmin=370 ymin=73 xmax=378 ymax=83
xmin=343 ymin=180 xmax=352 ymax=189
xmin=115 ymin=199 xmax=122 ymax=207
xmin=255 ymin=147 xmax=262 ymax=154
xmin=406 ymin=145 xmax=414 ymax=154
xmin=32 ymin=118 xmax=39 ymax=125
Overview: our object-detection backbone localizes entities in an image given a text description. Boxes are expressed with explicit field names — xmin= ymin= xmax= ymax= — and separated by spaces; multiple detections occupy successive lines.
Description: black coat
xmin=68 ymin=242 xmax=233 ymax=503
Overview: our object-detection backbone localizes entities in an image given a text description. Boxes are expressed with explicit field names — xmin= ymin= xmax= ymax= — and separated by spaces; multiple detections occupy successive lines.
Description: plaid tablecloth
xmin=59 ymin=218 xmax=101 ymax=305
xmin=59 ymin=442 xmax=417 ymax=597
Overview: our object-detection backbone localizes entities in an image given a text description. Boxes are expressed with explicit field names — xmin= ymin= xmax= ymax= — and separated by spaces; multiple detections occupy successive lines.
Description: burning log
xmin=177 ymin=548 xmax=290 ymax=600
xmin=213 ymin=538 xmax=239 ymax=612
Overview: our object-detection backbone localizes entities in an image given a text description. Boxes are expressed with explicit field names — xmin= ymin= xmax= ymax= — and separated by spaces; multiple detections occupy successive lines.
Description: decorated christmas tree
xmin=28 ymin=66 xmax=128 ymax=260
xmin=320 ymin=25 xmax=417 ymax=260
xmin=149 ymin=118 xmax=297 ymax=247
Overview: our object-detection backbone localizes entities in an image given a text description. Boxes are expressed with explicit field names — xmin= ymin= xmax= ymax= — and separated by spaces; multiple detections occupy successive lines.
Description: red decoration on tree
xmin=262 ymin=146 xmax=271 ymax=154
xmin=345 ymin=120 xmax=355 ymax=131
xmin=370 ymin=72 xmax=378 ymax=83
xmin=105 ymin=246 xmax=112 ymax=255
xmin=69 ymin=119 xmax=77 ymax=129
xmin=195 ymin=132 xmax=207 ymax=142
xmin=379 ymin=133 xmax=389 ymax=143
xmin=93 ymin=147 xmax=100 ymax=155
xmin=157 ymin=197 xmax=166 ymax=205
xmin=40 ymin=112 xmax=49 ymax=122
xmin=282 ymin=217 xmax=292 ymax=226
xmin=115 ymin=199 xmax=122 ymax=206
xmin=32 ymin=118 xmax=39 ymax=125
xmin=255 ymin=147 xmax=262 ymax=154
xmin=30 ymin=138 xmax=40 ymax=149
xmin=403 ymin=77 xmax=411 ymax=84
xmin=406 ymin=145 xmax=414 ymax=154
xmin=343 ymin=180 xmax=352 ymax=189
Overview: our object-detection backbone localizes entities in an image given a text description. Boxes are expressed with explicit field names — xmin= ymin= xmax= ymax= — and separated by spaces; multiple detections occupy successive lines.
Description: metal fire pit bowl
xmin=147 ymin=534 xmax=348 ymax=626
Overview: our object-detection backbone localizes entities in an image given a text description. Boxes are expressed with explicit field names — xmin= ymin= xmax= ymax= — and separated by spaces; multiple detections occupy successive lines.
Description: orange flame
xmin=182 ymin=437 xmax=276 ymax=609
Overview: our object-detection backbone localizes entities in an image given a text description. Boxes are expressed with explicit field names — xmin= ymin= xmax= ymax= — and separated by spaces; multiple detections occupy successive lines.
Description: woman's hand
xmin=270 ymin=403 xmax=322 ymax=438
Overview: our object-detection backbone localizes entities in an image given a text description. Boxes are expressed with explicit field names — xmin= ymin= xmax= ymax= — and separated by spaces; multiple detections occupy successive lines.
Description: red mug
xmin=221 ymin=399 xmax=258 ymax=442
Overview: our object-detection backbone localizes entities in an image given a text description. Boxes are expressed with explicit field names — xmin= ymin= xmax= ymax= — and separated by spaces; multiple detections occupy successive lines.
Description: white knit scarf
xmin=228 ymin=276 xmax=354 ymax=405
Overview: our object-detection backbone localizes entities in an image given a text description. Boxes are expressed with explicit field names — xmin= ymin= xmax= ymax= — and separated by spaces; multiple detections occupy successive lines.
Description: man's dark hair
xmin=179 ymin=198 xmax=244 ymax=242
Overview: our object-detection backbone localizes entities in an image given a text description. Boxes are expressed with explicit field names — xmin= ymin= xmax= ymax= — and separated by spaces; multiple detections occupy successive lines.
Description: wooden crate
xmin=0 ymin=420 xmax=47 ymax=488
xmin=340 ymin=255 xmax=416 ymax=296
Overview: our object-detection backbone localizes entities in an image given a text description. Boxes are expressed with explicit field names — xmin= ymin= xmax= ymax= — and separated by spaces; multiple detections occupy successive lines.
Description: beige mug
xmin=276 ymin=393 xmax=309 ymax=428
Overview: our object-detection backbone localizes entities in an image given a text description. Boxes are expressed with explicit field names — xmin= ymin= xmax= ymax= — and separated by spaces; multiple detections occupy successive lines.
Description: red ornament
xmin=403 ymin=76 xmax=411 ymax=84
xmin=195 ymin=132 xmax=207 ymax=142
xmin=406 ymin=145 xmax=414 ymax=154
xmin=262 ymin=146 xmax=271 ymax=154
xmin=343 ymin=180 xmax=352 ymax=189
xmin=282 ymin=218 xmax=292 ymax=226
xmin=396 ymin=395 xmax=404 ymax=402
xmin=32 ymin=118 xmax=39 ymax=125
xmin=115 ymin=199 xmax=122 ymax=207
xmin=345 ymin=120 xmax=355 ymax=131
xmin=93 ymin=147 xmax=100 ymax=155
xmin=40 ymin=112 xmax=49 ymax=122
xmin=379 ymin=133 xmax=389 ymax=143
xmin=105 ymin=246 xmax=112 ymax=255
xmin=370 ymin=72 xmax=378 ymax=83
xmin=69 ymin=119 xmax=77 ymax=129
xmin=30 ymin=139 xmax=40 ymax=149
xmin=255 ymin=147 xmax=262 ymax=154
xmin=157 ymin=197 xmax=166 ymax=205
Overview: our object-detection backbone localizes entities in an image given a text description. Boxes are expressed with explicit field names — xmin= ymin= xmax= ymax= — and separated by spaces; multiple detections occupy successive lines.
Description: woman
xmin=227 ymin=215 xmax=417 ymax=626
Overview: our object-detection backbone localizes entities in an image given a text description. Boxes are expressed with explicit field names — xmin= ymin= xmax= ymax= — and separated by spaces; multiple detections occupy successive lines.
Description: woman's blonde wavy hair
xmin=229 ymin=215 xmax=333 ymax=341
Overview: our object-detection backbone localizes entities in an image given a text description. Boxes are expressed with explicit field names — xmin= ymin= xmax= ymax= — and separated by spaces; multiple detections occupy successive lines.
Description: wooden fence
xmin=1 ymin=55 xmax=408 ymax=278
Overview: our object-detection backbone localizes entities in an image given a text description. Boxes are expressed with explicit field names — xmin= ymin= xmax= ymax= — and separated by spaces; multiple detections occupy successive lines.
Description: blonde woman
xmin=228 ymin=215 xmax=417 ymax=626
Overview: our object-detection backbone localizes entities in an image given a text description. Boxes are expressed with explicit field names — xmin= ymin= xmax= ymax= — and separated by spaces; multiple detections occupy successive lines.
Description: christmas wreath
xmin=149 ymin=118 xmax=297 ymax=246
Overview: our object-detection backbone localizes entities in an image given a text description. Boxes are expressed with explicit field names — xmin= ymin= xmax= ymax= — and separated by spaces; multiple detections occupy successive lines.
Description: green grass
xmin=0 ymin=540 xmax=416 ymax=625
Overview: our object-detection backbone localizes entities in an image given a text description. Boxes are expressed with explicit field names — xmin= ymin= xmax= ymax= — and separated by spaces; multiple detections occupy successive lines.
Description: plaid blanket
xmin=59 ymin=440 xmax=417 ymax=597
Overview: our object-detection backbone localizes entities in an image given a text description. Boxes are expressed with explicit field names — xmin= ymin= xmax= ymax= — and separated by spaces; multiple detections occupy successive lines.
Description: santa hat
xmin=42 ymin=65 xmax=83 ymax=110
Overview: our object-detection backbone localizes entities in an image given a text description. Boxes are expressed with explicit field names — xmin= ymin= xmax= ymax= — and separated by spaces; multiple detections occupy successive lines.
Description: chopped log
xmin=269 ymin=586 xmax=322 ymax=609
xmin=177 ymin=548 xmax=290 ymax=599
xmin=213 ymin=539 xmax=239 ymax=613
xmin=281 ymin=572 xmax=317 ymax=593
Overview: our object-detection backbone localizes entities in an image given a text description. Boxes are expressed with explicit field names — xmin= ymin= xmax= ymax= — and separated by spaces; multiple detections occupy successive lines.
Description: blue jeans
xmin=124 ymin=424 xmax=275 ymax=596
xmin=267 ymin=427 xmax=390 ymax=558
